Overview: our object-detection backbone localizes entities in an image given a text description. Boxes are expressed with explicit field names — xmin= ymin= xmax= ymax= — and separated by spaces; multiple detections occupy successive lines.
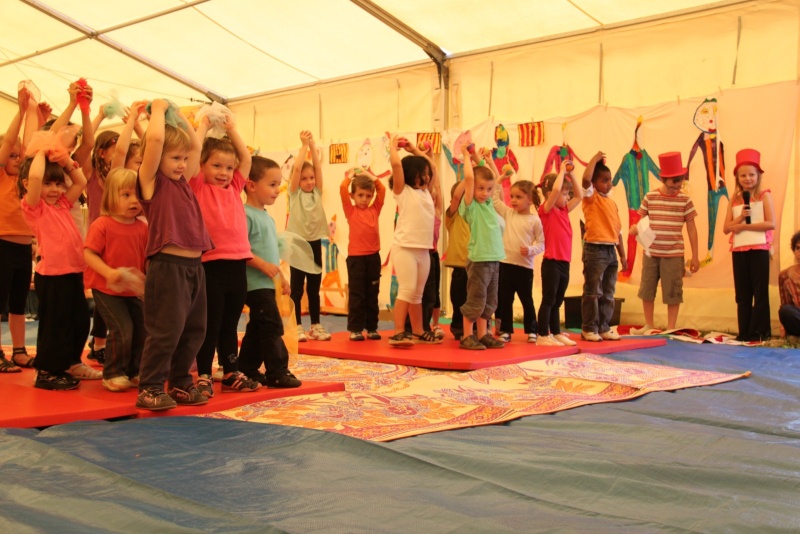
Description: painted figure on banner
xmin=491 ymin=124 xmax=518 ymax=205
xmin=687 ymin=98 xmax=728 ymax=267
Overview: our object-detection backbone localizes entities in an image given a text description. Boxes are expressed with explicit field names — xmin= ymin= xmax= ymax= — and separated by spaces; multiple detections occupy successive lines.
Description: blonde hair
xmin=734 ymin=164 xmax=764 ymax=201
xmin=140 ymin=124 xmax=192 ymax=160
xmin=101 ymin=168 xmax=138 ymax=216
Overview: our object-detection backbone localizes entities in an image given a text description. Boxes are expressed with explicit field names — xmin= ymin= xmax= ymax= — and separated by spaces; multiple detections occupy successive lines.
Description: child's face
xmin=661 ymin=175 xmax=685 ymax=196
xmin=299 ymin=167 xmax=316 ymax=192
xmin=555 ymin=184 xmax=571 ymax=208
xmin=736 ymin=165 xmax=760 ymax=192
xmin=116 ymin=187 xmax=141 ymax=219
xmin=41 ymin=180 xmax=66 ymax=205
xmin=474 ymin=177 xmax=494 ymax=203
xmin=201 ymin=150 xmax=236 ymax=188
xmin=5 ymin=141 xmax=22 ymax=176
xmin=125 ymin=148 xmax=143 ymax=172
xmin=509 ymin=186 xmax=531 ymax=213
xmin=593 ymin=170 xmax=613 ymax=195
xmin=159 ymin=148 xmax=189 ymax=180
xmin=249 ymin=168 xmax=282 ymax=206
xmin=351 ymin=187 xmax=373 ymax=209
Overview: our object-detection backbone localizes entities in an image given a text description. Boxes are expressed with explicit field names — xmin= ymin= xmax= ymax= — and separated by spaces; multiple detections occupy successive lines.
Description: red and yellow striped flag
xmin=518 ymin=122 xmax=544 ymax=147
xmin=416 ymin=132 xmax=441 ymax=154
xmin=329 ymin=143 xmax=348 ymax=164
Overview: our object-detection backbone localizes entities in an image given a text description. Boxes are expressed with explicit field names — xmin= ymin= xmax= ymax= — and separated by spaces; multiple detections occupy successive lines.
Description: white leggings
xmin=391 ymin=245 xmax=430 ymax=304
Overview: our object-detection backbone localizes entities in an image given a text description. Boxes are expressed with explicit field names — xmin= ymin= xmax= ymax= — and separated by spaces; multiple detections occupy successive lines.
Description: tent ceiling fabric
xmin=0 ymin=0 xmax=737 ymax=112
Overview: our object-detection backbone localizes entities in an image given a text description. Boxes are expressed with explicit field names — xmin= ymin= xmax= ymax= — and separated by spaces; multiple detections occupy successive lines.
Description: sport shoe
xmin=168 ymin=385 xmax=209 ymax=406
xmin=581 ymin=331 xmax=602 ymax=342
xmin=221 ymin=372 xmax=261 ymax=393
xmin=136 ymin=388 xmax=177 ymax=411
xmin=554 ymin=333 xmax=577 ymax=346
xmin=308 ymin=323 xmax=331 ymax=341
xmin=366 ymin=331 xmax=382 ymax=340
xmin=388 ymin=331 xmax=414 ymax=348
xmin=243 ymin=370 xmax=268 ymax=386
xmin=267 ymin=370 xmax=302 ymax=388
xmin=102 ymin=375 xmax=132 ymax=392
xmin=527 ymin=333 xmax=538 ymax=343
xmin=480 ymin=334 xmax=505 ymax=349
xmin=296 ymin=325 xmax=308 ymax=342
xmin=67 ymin=363 xmax=102 ymax=380
xmin=459 ymin=334 xmax=486 ymax=351
xmin=349 ymin=331 xmax=365 ymax=341
xmin=197 ymin=374 xmax=214 ymax=398
xmin=498 ymin=332 xmax=511 ymax=343
xmin=536 ymin=334 xmax=564 ymax=347
xmin=87 ymin=339 xmax=106 ymax=365
xmin=630 ymin=325 xmax=654 ymax=335
xmin=34 ymin=371 xmax=80 ymax=391
xmin=600 ymin=330 xmax=621 ymax=341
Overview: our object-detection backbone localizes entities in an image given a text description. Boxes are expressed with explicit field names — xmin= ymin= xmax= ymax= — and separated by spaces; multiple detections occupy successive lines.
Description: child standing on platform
xmin=580 ymin=152 xmax=626 ymax=342
xmin=135 ymin=99 xmax=213 ymax=411
xmin=458 ymin=148 xmax=506 ymax=351
xmin=239 ymin=156 xmax=302 ymax=388
xmin=536 ymin=161 xmax=583 ymax=347
xmin=190 ymin=114 xmax=261 ymax=397
xmin=722 ymin=148 xmax=774 ymax=341
xmin=444 ymin=181 xmax=470 ymax=341
xmin=340 ymin=167 xmax=385 ymax=341
xmin=630 ymin=152 xmax=699 ymax=333
xmin=20 ymin=149 xmax=89 ymax=390
xmin=83 ymin=168 xmax=148 ymax=391
xmin=493 ymin=173 xmax=545 ymax=343
xmin=287 ymin=131 xmax=331 ymax=342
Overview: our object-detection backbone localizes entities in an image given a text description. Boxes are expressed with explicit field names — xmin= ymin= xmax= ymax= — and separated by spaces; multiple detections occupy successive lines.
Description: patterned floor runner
xmin=201 ymin=353 xmax=749 ymax=442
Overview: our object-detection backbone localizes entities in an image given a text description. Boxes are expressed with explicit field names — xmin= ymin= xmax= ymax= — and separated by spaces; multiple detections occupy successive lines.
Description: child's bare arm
xmin=387 ymin=133 xmax=405 ymax=195
xmin=138 ymin=99 xmax=167 ymax=200
xmin=309 ymin=133 xmax=322 ymax=193
xmin=686 ymin=218 xmax=700 ymax=273
xmin=176 ymin=108 xmax=201 ymax=180
xmin=543 ymin=160 xmax=568 ymax=213
xmin=616 ymin=233 xmax=626 ymax=267
xmin=447 ymin=180 xmax=466 ymax=217
xmin=289 ymin=131 xmax=311 ymax=193
xmin=74 ymin=83 xmax=95 ymax=173
xmin=23 ymin=151 xmax=46 ymax=207
xmin=566 ymin=167 xmax=583 ymax=212
xmin=84 ymin=248 xmax=121 ymax=285
xmin=224 ymin=115 xmax=252 ymax=179
xmin=462 ymin=146 xmax=475 ymax=206
xmin=0 ymin=91 xmax=25 ymax=166
xmin=582 ymin=151 xmax=604 ymax=190
xmin=111 ymin=101 xmax=146 ymax=170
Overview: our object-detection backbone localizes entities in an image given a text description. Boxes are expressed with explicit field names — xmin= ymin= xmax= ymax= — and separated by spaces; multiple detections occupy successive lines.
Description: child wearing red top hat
xmin=723 ymin=148 xmax=775 ymax=341
xmin=629 ymin=152 xmax=699 ymax=332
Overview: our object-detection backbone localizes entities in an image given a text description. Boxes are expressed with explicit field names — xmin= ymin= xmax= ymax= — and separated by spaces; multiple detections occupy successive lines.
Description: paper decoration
xmin=732 ymin=203 xmax=767 ymax=248
xmin=416 ymin=132 xmax=441 ymax=154
xmin=329 ymin=143 xmax=349 ymax=164
xmin=518 ymin=122 xmax=544 ymax=146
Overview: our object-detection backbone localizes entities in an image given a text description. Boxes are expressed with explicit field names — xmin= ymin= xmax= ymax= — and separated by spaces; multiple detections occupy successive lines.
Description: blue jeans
xmin=581 ymin=244 xmax=618 ymax=333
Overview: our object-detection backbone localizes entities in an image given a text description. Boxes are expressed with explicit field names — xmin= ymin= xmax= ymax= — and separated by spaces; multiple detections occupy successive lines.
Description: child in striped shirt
xmin=629 ymin=152 xmax=699 ymax=332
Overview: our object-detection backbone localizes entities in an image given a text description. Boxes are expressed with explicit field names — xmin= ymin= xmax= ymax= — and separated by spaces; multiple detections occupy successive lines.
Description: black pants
xmin=92 ymin=290 xmax=144 ymax=380
xmin=139 ymin=253 xmax=206 ymax=392
xmin=196 ymin=259 xmax=247 ymax=376
xmin=91 ymin=306 xmax=107 ymax=339
xmin=449 ymin=267 xmax=467 ymax=338
xmin=290 ymin=239 xmax=322 ymax=324
xmin=239 ymin=289 xmax=290 ymax=380
xmin=732 ymin=249 xmax=771 ymax=340
xmin=0 ymin=239 xmax=32 ymax=316
xmin=538 ymin=259 xmax=570 ymax=336
xmin=497 ymin=263 xmax=536 ymax=335
xmin=34 ymin=273 xmax=89 ymax=374
xmin=779 ymin=305 xmax=800 ymax=337
xmin=346 ymin=252 xmax=381 ymax=332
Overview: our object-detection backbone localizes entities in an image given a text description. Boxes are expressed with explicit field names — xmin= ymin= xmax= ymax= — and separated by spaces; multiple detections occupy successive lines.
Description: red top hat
xmin=733 ymin=148 xmax=764 ymax=176
xmin=658 ymin=152 xmax=687 ymax=178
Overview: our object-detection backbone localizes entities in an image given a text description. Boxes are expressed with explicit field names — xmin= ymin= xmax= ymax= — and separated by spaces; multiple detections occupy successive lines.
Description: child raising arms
xmin=136 ymin=99 xmax=213 ymax=411
xmin=536 ymin=160 xmax=583 ymax=346
xmin=287 ymin=131 xmax=331 ymax=342
xmin=83 ymin=168 xmax=148 ymax=391
xmin=723 ymin=148 xmax=775 ymax=341
xmin=20 ymin=149 xmax=89 ymax=389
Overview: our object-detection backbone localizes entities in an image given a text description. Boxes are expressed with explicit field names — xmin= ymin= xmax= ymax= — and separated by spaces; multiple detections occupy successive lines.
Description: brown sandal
xmin=11 ymin=348 xmax=35 ymax=368
xmin=0 ymin=355 xmax=21 ymax=373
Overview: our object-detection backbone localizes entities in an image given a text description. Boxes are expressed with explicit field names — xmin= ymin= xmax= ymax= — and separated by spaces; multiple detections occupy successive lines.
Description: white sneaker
xmin=600 ymin=330 xmax=621 ymax=341
xmin=307 ymin=323 xmax=331 ymax=341
xmin=498 ymin=332 xmax=511 ymax=342
xmin=630 ymin=325 xmax=654 ymax=335
xmin=581 ymin=331 xmax=602 ymax=342
xmin=102 ymin=375 xmax=132 ymax=392
xmin=536 ymin=334 xmax=564 ymax=347
xmin=554 ymin=333 xmax=577 ymax=346
xmin=296 ymin=325 xmax=308 ymax=342
xmin=527 ymin=333 xmax=538 ymax=343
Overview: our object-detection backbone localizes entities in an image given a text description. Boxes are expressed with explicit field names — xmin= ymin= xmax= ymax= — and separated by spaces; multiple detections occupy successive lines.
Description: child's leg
xmin=167 ymin=260 xmax=207 ymax=391
xmin=246 ymin=288 xmax=290 ymax=379
xmin=550 ymin=261 xmax=570 ymax=335
xmin=598 ymin=247 xmax=619 ymax=333
xmin=731 ymin=251 xmax=751 ymax=338
xmin=419 ymin=251 xmax=439 ymax=332
xmin=90 ymin=307 xmax=107 ymax=349
xmin=637 ymin=255 xmax=660 ymax=327
xmin=538 ymin=259 xmax=558 ymax=336
xmin=450 ymin=267 xmax=467 ymax=338
xmin=392 ymin=246 xmax=428 ymax=334
xmin=661 ymin=256 xmax=685 ymax=330
xmin=581 ymin=244 xmax=606 ymax=334
xmin=516 ymin=266 xmax=536 ymax=334
xmin=346 ymin=255 xmax=367 ymax=333
xmin=364 ymin=253 xmax=381 ymax=332
xmin=642 ymin=300 xmax=656 ymax=327
xmin=779 ymin=305 xmax=800 ymax=337
xmin=0 ymin=240 xmax=32 ymax=357
xmin=462 ymin=261 xmax=488 ymax=338
xmin=34 ymin=273 xmax=83 ymax=374
xmin=483 ymin=262 xmax=500 ymax=337
xmin=126 ymin=297 xmax=145 ymax=379
xmin=749 ymin=250 xmax=771 ymax=339
xmin=289 ymin=266 xmax=306 ymax=325
xmin=210 ymin=261 xmax=247 ymax=376
xmin=238 ymin=290 xmax=263 ymax=377
xmin=666 ymin=304 xmax=680 ymax=330
xmin=93 ymin=290 xmax=135 ymax=379
xmin=496 ymin=263 xmax=515 ymax=335
xmin=476 ymin=317 xmax=488 ymax=338
xmin=306 ymin=239 xmax=323 ymax=324
xmin=196 ymin=260 xmax=226 ymax=376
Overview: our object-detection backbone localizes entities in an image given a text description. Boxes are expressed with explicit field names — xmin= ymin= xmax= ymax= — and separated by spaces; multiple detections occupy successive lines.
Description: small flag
xmin=416 ymin=132 xmax=441 ymax=154
xmin=518 ymin=122 xmax=544 ymax=147
xmin=329 ymin=143 xmax=348 ymax=164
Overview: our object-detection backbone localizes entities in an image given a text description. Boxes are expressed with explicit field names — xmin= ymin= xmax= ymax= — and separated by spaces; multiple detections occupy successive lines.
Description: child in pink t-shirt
xmin=20 ymin=148 xmax=90 ymax=390
xmin=189 ymin=112 xmax=260 ymax=397
xmin=84 ymin=168 xmax=148 ymax=392
xmin=536 ymin=160 xmax=583 ymax=347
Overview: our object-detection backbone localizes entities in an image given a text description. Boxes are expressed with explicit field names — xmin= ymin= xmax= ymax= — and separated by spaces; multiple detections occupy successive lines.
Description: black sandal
xmin=0 ymin=354 xmax=21 ymax=373
xmin=11 ymin=348 xmax=35 ymax=368
xmin=412 ymin=331 xmax=442 ymax=344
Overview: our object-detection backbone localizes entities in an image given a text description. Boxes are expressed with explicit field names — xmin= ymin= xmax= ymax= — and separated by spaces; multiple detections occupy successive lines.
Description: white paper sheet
xmin=636 ymin=216 xmax=656 ymax=255
xmin=732 ymin=202 xmax=767 ymax=248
